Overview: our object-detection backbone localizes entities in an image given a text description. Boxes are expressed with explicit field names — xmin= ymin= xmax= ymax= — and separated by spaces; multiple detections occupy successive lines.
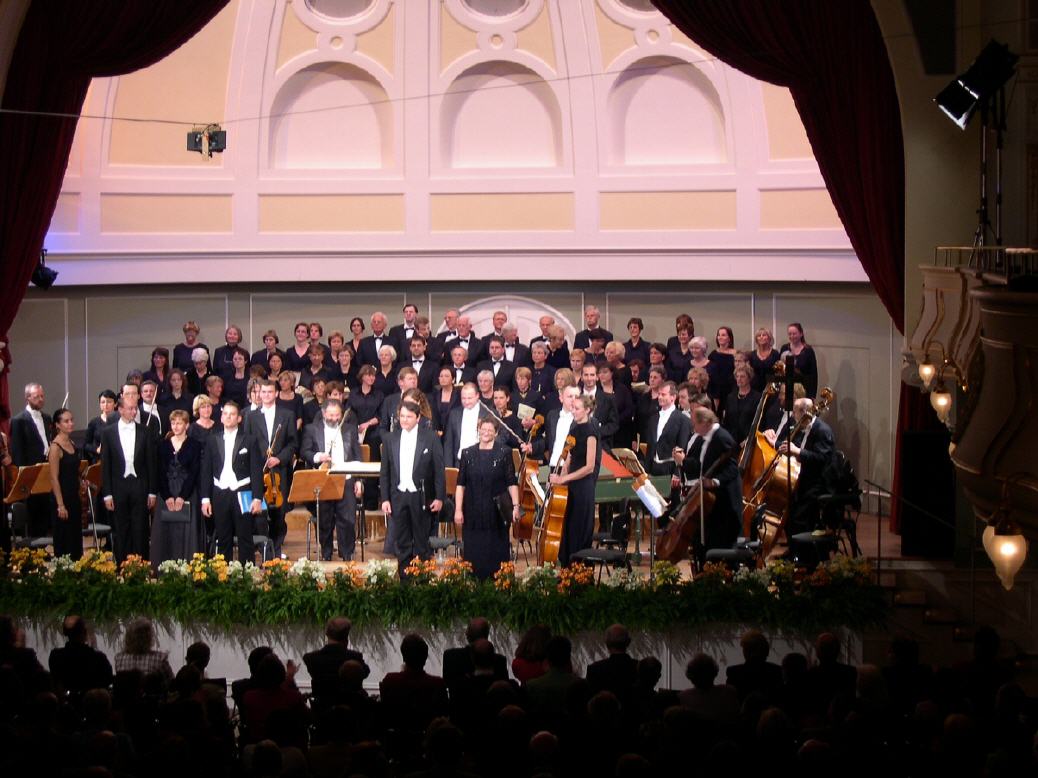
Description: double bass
xmin=747 ymin=388 xmax=833 ymax=558
xmin=737 ymin=376 xmax=782 ymax=536
xmin=513 ymin=414 xmax=544 ymax=542
xmin=532 ymin=435 xmax=575 ymax=565
xmin=656 ymin=445 xmax=738 ymax=564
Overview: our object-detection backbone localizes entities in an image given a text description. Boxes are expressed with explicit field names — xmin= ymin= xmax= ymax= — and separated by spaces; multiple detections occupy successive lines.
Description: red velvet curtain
xmin=650 ymin=0 xmax=904 ymax=332
xmin=651 ymin=1 xmax=919 ymax=529
xmin=0 ymin=0 xmax=230 ymax=428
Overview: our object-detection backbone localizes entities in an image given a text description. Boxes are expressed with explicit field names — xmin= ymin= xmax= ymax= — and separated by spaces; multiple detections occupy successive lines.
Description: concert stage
xmin=3 ymin=542 xmax=886 ymax=692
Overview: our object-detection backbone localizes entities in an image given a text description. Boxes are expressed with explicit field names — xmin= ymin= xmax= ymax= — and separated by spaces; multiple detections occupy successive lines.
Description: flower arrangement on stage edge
xmin=0 ymin=551 xmax=887 ymax=634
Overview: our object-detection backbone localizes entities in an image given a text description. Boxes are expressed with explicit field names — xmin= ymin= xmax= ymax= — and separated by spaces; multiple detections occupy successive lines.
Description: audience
xmin=0 ymin=613 xmax=1035 ymax=777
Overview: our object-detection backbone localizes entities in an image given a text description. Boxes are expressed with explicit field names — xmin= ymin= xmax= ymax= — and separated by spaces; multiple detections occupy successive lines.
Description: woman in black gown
xmin=454 ymin=417 xmax=519 ymax=580
xmin=152 ymin=410 xmax=203 ymax=567
xmin=549 ymin=394 xmax=599 ymax=567
xmin=48 ymin=408 xmax=83 ymax=560
xmin=433 ymin=367 xmax=459 ymax=432
xmin=748 ymin=327 xmax=781 ymax=393
xmin=779 ymin=322 xmax=819 ymax=399
xmin=707 ymin=327 xmax=737 ymax=411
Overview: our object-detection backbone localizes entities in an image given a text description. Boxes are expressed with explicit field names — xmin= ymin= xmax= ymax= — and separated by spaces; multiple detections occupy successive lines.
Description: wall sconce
xmin=917 ymin=360 xmax=937 ymax=388
xmin=982 ymin=476 xmax=1030 ymax=591
xmin=918 ymin=340 xmax=968 ymax=394
xmin=929 ymin=381 xmax=953 ymax=423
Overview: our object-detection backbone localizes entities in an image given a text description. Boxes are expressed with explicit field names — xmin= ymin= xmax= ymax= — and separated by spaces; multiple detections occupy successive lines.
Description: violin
xmin=262 ymin=424 xmax=284 ymax=508
xmin=533 ymin=434 xmax=575 ymax=565
xmin=514 ymin=414 xmax=544 ymax=542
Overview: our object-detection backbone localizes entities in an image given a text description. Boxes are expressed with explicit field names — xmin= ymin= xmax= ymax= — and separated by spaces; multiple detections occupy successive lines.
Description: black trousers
xmin=317 ymin=488 xmax=357 ymax=560
xmin=111 ymin=475 xmax=149 ymax=563
xmin=391 ymin=489 xmax=431 ymax=572
xmin=211 ymin=487 xmax=255 ymax=562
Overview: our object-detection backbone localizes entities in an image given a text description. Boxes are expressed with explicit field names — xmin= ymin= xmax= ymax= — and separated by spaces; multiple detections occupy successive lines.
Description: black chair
xmin=429 ymin=467 xmax=461 ymax=559
xmin=10 ymin=502 xmax=52 ymax=551
xmin=572 ymin=506 xmax=631 ymax=581
xmin=818 ymin=490 xmax=863 ymax=557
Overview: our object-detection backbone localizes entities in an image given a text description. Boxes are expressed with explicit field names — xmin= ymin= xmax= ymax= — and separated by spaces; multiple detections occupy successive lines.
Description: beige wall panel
xmin=356 ymin=3 xmax=396 ymax=74
xmin=258 ymin=194 xmax=405 ymax=233
xmin=760 ymin=189 xmax=842 ymax=230
xmin=773 ymin=293 xmax=894 ymax=485
xmin=100 ymin=195 xmax=233 ymax=233
xmin=517 ymin=3 xmax=556 ymax=71
xmin=247 ymin=292 xmax=406 ymax=354
xmin=761 ymin=83 xmax=812 ymax=160
xmin=277 ymin=2 xmax=319 ymax=69
xmin=604 ymin=292 xmax=755 ymax=353
xmin=600 ymin=191 xmax=737 ymax=231
xmin=85 ymin=294 xmax=228 ymax=401
xmin=108 ymin=1 xmax=238 ymax=167
xmin=8 ymin=299 xmax=68 ymax=411
xmin=593 ymin=0 xmax=634 ymax=68
xmin=440 ymin=2 xmax=477 ymax=73
xmin=430 ymin=193 xmax=574 ymax=231
xmin=50 ymin=193 xmax=81 ymax=234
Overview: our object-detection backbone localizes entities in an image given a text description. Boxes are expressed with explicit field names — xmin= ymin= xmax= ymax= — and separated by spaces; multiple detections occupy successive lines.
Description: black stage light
xmin=187 ymin=124 xmax=226 ymax=157
xmin=31 ymin=248 xmax=58 ymax=289
xmin=934 ymin=39 xmax=1018 ymax=129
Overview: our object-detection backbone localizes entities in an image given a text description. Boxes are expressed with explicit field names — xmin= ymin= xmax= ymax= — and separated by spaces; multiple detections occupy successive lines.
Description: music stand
xmin=288 ymin=470 xmax=345 ymax=562
xmin=82 ymin=463 xmax=105 ymax=549
xmin=328 ymin=461 xmax=381 ymax=561
xmin=4 ymin=464 xmax=46 ymax=504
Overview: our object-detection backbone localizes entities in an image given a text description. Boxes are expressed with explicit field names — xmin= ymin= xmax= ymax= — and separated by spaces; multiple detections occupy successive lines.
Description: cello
xmin=656 ymin=446 xmax=738 ymax=564
xmin=532 ymin=434 xmax=575 ymax=565
xmin=513 ymin=414 xmax=544 ymax=542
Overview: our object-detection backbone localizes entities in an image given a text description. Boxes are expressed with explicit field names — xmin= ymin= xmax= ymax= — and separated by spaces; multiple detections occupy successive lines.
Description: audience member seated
xmin=442 ymin=617 xmax=509 ymax=689
xmin=379 ymin=633 xmax=449 ymax=735
xmin=804 ymin=631 xmax=857 ymax=717
xmin=512 ymin=624 xmax=551 ymax=684
xmin=725 ymin=628 xmax=783 ymax=703
xmin=677 ymin=653 xmax=740 ymax=731
xmin=48 ymin=614 xmax=113 ymax=701
xmin=525 ymin=636 xmax=581 ymax=725
xmin=113 ymin=617 xmax=174 ymax=684
xmin=585 ymin=623 xmax=638 ymax=702
xmin=302 ymin=616 xmax=368 ymax=710
xmin=241 ymin=654 xmax=307 ymax=747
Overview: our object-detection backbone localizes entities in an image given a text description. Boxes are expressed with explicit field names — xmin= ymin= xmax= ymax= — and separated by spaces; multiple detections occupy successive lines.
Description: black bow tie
xmin=413 ymin=359 xmax=423 ymax=365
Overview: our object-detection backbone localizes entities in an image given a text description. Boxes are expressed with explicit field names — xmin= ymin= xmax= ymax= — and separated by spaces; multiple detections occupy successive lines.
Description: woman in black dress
xmin=721 ymin=365 xmax=762 ymax=445
xmin=373 ymin=345 xmax=398 ymax=396
xmin=152 ymin=410 xmax=203 ymax=567
xmin=549 ymin=394 xmax=599 ymax=567
xmin=48 ymin=408 xmax=83 ymax=560
xmin=189 ymin=395 xmax=220 ymax=443
xmin=454 ymin=417 xmax=519 ymax=580
xmin=433 ymin=367 xmax=459 ymax=432
xmin=276 ymin=371 xmax=304 ymax=431
xmin=284 ymin=321 xmax=312 ymax=373
xmin=347 ymin=316 xmax=365 ymax=360
xmin=779 ymin=322 xmax=819 ymax=399
xmin=598 ymin=363 xmax=634 ymax=450
xmin=143 ymin=347 xmax=171 ymax=399
xmin=186 ymin=347 xmax=212 ymax=397
xmin=708 ymin=327 xmax=737 ymax=411
xmin=173 ymin=321 xmax=208 ymax=372
xmin=330 ymin=345 xmax=359 ymax=391
xmin=223 ymin=348 xmax=250 ymax=408
xmin=212 ymin=325 xmax=244 ymax=378
xmin=349 ymin=365 xmax=384 ymax=453
xmin=748 ymin=327 xmax=781 ymax=393
xmin=160 ymin=369 xmax=193 ymax=430
xmin=491 ymin=387 xmax=524 ymax=447
xmin=666 ymin=327 xmax=694 ymax=383
xmin=299 ymin=345 xmax=330 ymax=391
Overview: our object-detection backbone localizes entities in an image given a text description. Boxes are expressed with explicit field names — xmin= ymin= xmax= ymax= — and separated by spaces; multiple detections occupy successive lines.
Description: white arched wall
xmin=268 ymin=61 xmax=393 ymax=170
xmin=606 ymin=54 xmax=727 ymax=166
xmin=440 ymin=60 xmax=562 ymax=169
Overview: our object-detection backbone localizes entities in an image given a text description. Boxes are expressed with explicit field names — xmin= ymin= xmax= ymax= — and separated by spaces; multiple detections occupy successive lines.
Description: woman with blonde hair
xmin=749 ymin=327 xmax=781 ymax=393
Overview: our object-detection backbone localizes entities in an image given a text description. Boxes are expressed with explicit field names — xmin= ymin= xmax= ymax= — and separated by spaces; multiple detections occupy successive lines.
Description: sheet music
xmin=328 ymin=460 xmax=380 ymax=475
xmin=528 ymin=472 xmax=545 ymax=505
xmin=516 ymin=403 xmax=536 ymax=420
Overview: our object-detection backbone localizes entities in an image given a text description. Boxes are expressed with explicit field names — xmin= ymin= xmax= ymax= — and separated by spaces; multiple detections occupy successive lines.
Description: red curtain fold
xmin=0 ymin=0 xmax=230 ymax=428
xmin=650 ymin=0 xmax=905 ymax=333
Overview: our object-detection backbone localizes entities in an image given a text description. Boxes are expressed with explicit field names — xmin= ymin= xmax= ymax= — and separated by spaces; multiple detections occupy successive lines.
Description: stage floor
xmin=279 ymin=508 xmax=903 ymax=576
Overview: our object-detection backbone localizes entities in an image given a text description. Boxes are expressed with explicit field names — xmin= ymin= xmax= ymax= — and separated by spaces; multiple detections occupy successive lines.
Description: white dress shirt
xmin=549 ymin=410 xmax=573 ymax=467
xmin=504 ymin=344 xmax=516 ymax=362
xmin=458 ymin=406 xmax=480 ymax=456
xmin=492 ymin=360 xmax=503 ymax=377
xmin=26 ymin=405 xmax=48 ymax=457
xmin=262 ymin=405 xmax=276 ymax=444
xmin=118 ymin=420 xmax=137 ymax=478
xmin=398 ymin=427 xmax=418 ymax=492
xmin=654 ymin=406 xmax=676 ymax=463
xmin=213 ymin=429 xmax=248 ymax=491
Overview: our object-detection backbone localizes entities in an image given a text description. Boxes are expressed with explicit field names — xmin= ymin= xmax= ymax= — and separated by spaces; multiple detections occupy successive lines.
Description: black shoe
xmin=340 ymin=554 xmax=353 ymax=562
xmin=321 ymin=553 xmax=332 ymax=562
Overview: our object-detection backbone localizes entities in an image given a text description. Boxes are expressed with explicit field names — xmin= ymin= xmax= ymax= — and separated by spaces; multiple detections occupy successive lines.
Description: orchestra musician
xmin=548 ymin=393 xmax=600 ymax=566
xmin=776 ymin=397 xmax=835 ymax=536
xmin=642 ymin=381 xmax=692 ymax=480
xmin=48 ymin=408 xmax=83 ymax=561
xmin=200 ymin=402 xmax=264 ymax=562
xmin=379 ymin=400 xmax=445 ymax=578
xmin=443 ymin=383 xmax=492 ymax=468
xmin=101 ymin=395 xmax=158 ymax=562
xmin=244 ymin=379 xmax=298 ymax=558
xmin=301 ymin=398 xmax=364 ymax=562
xmin=672 ymin=407 xmax=742 ymax=561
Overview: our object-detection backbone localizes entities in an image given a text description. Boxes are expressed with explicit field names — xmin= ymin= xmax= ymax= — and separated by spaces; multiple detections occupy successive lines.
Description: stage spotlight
xmin=187 ymin=123 xmax=226 ymax=158
xmin=934 ymin=40 xmax=1017 ymax=129
xmin=31 ymin=249 xmax=58 ymax=289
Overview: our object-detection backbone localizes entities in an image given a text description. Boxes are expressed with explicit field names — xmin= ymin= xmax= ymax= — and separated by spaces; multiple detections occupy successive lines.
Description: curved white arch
xmin=439 ymin=295 xmax=578 ymax=345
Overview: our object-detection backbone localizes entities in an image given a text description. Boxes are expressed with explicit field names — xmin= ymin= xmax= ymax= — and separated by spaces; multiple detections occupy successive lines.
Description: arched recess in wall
xmin=440 ymin=60 xmax=562 ymax=169
xmin=607 ymin=55 xmax=727 ymax=166
xmin=268 ymin=61 xmax=393 ymax=169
